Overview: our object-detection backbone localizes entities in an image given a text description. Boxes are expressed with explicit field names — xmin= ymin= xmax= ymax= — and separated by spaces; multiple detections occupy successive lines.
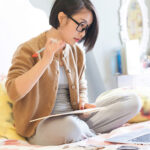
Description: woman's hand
xmin=79 ymin=99 xmax=96 ymax=119
xmin=42 ymin=38 xmax=66 ymax=64
xmin=79 ymin=99 xmax=96 ymax=110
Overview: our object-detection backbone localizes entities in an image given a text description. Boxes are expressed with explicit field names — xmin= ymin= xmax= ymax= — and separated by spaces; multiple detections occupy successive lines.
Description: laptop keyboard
xmin=128 ymin=133 xmax=150 ymax=143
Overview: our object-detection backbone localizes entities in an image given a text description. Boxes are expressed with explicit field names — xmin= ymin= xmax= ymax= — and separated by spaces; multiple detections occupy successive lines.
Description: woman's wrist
xmin=40 ymin=54 xmax=54 ymax=67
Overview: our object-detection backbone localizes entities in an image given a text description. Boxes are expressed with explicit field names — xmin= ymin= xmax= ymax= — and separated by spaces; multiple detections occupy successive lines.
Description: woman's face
xmin=58 ymin=8 xmax=93 ymax=45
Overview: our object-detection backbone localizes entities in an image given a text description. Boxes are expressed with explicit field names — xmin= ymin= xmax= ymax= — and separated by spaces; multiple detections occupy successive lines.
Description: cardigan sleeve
xmin=5 ymin=44 xmax=35 ymax=101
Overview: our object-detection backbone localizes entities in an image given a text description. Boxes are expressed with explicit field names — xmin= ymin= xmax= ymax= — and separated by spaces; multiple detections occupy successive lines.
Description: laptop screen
xmin=105 ymin=128 xmax=150 ymax=144
xmin=129 ymin=133 xmax=150 ymax=143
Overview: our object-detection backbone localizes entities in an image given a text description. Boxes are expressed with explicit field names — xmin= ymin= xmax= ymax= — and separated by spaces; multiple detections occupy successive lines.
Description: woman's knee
xmin=95 ymin=88 xmax=141 ymax=107
xmin=29 ymin=116 xmax=94 ymax=145
xmin=126 ymin=92 xmax=142 ymax=114
xmin=115 ymin=90 xmax=142 ymax=117
xmin=96 ymin=88 xmax=142 ymax=115
xmin=46 ymin=116 xmax=84 ymax=144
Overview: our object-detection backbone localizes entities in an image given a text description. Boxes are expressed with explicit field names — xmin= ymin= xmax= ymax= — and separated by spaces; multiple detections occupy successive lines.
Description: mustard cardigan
xmin=5 ymin=31 xmax=88 ymax=137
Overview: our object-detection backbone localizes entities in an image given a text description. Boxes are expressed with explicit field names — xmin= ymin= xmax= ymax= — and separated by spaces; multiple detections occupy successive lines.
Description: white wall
xmin=145 ymin=0 xmax=150 ymax=54
xmin=92 ymin=0 xmax=122 ymax=90
xmin=0 ymin=0 xmax=50 ymax=74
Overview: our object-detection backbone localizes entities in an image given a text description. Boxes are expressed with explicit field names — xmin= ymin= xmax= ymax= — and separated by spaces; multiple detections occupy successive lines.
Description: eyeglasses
xmin=67 ymin=15 xmax=89 ymax=33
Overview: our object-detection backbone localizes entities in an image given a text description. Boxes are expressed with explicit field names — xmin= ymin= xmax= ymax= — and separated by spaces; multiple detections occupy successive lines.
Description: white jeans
xmin=28 ymin=88 xmax=142 ymax=146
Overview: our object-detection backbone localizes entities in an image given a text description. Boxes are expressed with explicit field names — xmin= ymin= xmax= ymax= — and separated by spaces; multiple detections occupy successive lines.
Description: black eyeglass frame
xmin=67 ymin=14 xmax=89 ymax=33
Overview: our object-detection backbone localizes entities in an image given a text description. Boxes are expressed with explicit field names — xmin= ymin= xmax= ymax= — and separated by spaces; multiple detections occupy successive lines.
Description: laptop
xmin=105 ymin=128 xmax=150 ymax=145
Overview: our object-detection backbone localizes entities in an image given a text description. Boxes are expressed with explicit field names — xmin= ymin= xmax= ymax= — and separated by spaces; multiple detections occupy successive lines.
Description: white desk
xmin=117 ymin=69 xmax=150 ymax=88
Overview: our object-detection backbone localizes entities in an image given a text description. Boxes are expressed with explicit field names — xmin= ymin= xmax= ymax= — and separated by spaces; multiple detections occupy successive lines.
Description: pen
xmin=32 ymin=38 xmax=58 ymax=58
xmin=32 ymin=47 xmax=45 ymax=58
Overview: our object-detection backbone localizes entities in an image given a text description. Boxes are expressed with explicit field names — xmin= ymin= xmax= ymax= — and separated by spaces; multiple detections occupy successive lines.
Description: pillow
xmin=0 ymin=76 xmax=26 ymax=141
xmin=128 ymin=87 xmax=150 ymax=123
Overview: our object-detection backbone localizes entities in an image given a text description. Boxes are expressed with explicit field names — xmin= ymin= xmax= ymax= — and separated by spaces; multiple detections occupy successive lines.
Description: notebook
xmin=105 ymin=128 xmax=150 ymax=145
xmin=30 ymin=107 xmax=105 ymax=123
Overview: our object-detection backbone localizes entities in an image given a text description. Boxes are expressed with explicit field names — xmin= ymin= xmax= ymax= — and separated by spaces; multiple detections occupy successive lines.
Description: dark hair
xmin=49 ymin=0 xmax=99 ymax=52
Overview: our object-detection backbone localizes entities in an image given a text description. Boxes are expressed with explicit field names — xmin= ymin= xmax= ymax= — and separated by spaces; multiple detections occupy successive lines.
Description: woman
xmin=6 ymin=0 xmax=142 ymax=146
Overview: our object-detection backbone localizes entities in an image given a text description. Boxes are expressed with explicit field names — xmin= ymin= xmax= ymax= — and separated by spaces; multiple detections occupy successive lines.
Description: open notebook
xmin=30 ymin=107 xmax=104 ymax=123
xmin=105 ymin=128 xmax=150 ymax=145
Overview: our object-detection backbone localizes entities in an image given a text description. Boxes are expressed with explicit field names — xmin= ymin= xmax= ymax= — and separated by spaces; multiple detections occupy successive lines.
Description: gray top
xmin=51 ymin=66 xmax=73 ymax=114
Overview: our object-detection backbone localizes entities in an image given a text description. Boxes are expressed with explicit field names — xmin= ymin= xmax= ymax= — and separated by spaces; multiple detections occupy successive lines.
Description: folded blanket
xmin=0 ymin=121 xmax=150 ymax=150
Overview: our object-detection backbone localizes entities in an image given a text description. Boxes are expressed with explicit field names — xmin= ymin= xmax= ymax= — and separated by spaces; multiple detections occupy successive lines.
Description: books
xmin=30 ymin=107 xmax=102 ymax=123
